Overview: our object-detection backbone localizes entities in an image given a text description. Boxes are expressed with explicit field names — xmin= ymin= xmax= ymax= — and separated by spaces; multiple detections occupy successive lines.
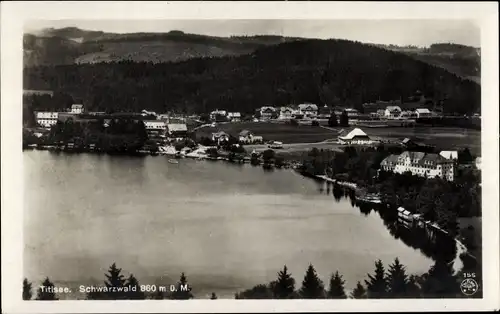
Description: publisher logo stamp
xmin=460 ymin=278 xmax=478 ymax=296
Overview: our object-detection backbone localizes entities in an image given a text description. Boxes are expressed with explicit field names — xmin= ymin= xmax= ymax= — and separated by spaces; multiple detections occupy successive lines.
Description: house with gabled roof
xmin=415 ymin=108 xmax=432 ymax=118
xmin=338 ymin=128 xmax=373 ymax=145
xmin=211 ymin=131 xmax=230 ymax=144
xmin=71 ymin=104 xmax=85 ymax=114
xmin=278 ymin=107 xmax=293 ymax=120
xmin=167 ymin=123 xmax=188 ymax=138
xmin=298 ymin=103 xmax=318 ymax=118
xmin=384 ymin=106 xmax=402 ymax=119
xmin=227 ymin=112 xmax=241 ymax=122
xmin=259 ymin=106 xmax=276 ymax=120
xmin=344 ymin=108 xmax=359 ymax=118
xmin=210 ymin=109 xmax=227 ymax=121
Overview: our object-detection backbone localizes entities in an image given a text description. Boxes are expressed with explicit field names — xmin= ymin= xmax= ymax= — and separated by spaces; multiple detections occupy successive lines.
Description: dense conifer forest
xmin=24 ymin=39 xmax=480 ymax=115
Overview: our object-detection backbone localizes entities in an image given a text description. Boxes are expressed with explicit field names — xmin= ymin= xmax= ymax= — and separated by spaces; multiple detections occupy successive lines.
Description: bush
xmin=311 ymin=120 xmax=320 ymax=127
xmin=290 ymin=119 xmax=299 ymax=126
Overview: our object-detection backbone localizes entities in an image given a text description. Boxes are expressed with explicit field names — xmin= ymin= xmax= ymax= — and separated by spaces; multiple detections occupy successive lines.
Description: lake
xmin=24 ymin=151 xmax=434 ymax=299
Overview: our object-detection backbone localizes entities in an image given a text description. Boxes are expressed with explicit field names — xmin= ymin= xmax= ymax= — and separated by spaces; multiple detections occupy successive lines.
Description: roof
xmin=211 ymin=110 xmax=227 ymax=115
xmin=71 ymin=104 xmax=84 ymax=109
xmin=212 ymin=131 xmax=229 ymax=137
xmin=239 ymin=129 xmax=253 ymax=136
xmin=280 ymin=107 xmax=293 ymax=112
xmin=399 ymin=151 xmax=451 ymax=165
xmin=298 ymin=104 xmax=318 ymax=111
xmin=386 ymin=106 xmax=402 ymax=112
xmin=344 ymin=108 xmax=359 ymax=113
xmin=381 ymin=154 xmax=400 ymax=165
xmin=167 ymin=123 xmax=187 ymax=132
xmin=144 ymin=120 xmax=166 ymax=125
xmin=36 ymin=111 xmax=59 ymax=118
xmin=399 ymin=151 xmax=426 ymax=161
xmin=228 ymin=112 xmax=241 ymax=117
xmin=339 ymin=128 xmax=369 ymax=140
xmin=415 ymin=108 xmax=431 ymax=113
xmin=260 ymin=106 xmax=276 ymax=112
xmin=439 ymin=151 xmax=458 ymax=160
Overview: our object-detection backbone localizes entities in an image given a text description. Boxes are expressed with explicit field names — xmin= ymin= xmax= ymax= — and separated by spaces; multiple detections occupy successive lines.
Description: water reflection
xmin=355 ymin=199 xmax=457 ymax=262
xmin=332 ymin=185 xmax=458 ymax=264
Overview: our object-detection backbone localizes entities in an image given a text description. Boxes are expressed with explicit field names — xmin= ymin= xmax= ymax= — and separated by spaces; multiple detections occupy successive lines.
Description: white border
xmin=1 ymin=1 xmax=499 ymax=313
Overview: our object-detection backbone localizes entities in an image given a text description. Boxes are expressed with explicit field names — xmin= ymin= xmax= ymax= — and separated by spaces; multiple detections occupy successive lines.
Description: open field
xmin=195 ymin=122 xmax=340 ymax=143
xmin=195 ymin=122 xmax=481 ymax=156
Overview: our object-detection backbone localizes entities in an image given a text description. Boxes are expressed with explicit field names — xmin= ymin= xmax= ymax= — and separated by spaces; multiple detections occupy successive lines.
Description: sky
xmin=25 ymin=19 xmax=480 ymax=47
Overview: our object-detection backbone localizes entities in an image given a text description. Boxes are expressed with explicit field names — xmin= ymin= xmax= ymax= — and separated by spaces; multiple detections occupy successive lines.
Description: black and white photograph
xmin=2 ymin=1 xmax=499 ymax=313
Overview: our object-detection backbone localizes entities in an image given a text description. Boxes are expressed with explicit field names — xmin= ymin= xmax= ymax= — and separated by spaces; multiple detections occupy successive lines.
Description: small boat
xmin=168 ymin=159 xmax=179 ymax=164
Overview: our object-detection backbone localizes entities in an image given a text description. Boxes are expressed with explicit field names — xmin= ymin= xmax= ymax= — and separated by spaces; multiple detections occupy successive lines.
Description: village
xmin=25 ymin=94 xmax=481 ymax=182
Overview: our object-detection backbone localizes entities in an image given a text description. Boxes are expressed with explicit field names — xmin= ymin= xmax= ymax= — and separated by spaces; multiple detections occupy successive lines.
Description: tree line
xmin=24 ymin=38 xmax=480 ymax=116
xmin=23 ymin=257 xmax=475 ymax=300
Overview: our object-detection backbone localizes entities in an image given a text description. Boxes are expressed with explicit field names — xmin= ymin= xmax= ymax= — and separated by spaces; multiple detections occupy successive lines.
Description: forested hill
xmin=24 ymin=28 xmax=302 ymax=67
xmin=24 ymin=38 xmax=481 ymax=115
xmin=372 ymin=43 xmax=481 ymax=84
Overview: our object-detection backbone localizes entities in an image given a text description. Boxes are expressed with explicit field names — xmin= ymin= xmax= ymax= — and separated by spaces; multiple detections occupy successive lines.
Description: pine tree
xmin=421 ymin=260 xmax=460 ymax=298
xmin=272 ymin=265 xmax=296 ymax=299
xmin=340 ymin=111 xmax=349 ymax=127
xmin=350 ymin=281 xmax=367 ymax=299
xmin=386 ymin=258 xmax=409 ymax=298
xmin=126 ymin=274 xmax=145 ymax=300
xmin=406 ymin=275 xmax=422 ymax=298
xmin=23 ymin=278 xmax=33 ymax=300
xmin=364 ymin=259 xmax=388 ymax=298
xmin=210 ymin=292 xmax=218 ymax=300
xmin=299 ymin=264 xmax=325 ymax=299
xmin=104 ymin=263 xmax=127 ymax=300
xmin=328 ymin=112 xmax=338 ymax=127
xmin=170 ymin=273 xmax=194 ymax=300
xmin=327 ymin=271 xmax=347 ymax=299
xmin=36 ymin=277 xmax=58 ymax=300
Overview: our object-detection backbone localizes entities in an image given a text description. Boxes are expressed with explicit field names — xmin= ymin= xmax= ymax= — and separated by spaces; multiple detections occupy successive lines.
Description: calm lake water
xmin=24 ymin=151 xmax=434 ymax=299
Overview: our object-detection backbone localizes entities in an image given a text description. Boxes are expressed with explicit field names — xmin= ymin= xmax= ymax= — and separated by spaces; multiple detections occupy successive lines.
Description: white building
xmin=278 ymin=107 xmax=293 ymax=120
xmin=338 ymin=128 xmax=373 ymax=145
xmin=389 ymin=151 xmax=455 ymax=181
xmin=259 ymin=106 xmax=276 ymax=120
xmin=238 ymin=130 xmax=263 ymax=144
xmin=211 ymin=131 xmax=230 ymax=144
xmin=210 ymin=109 xmax=227 ymax=120
xmin=36 ymin=111 xmax=59 ymax=128
xmin=298 ymin=104 xmax=318 ymax=118
xmin=384 ymin=106 xmax=402 ymax=119
xmin=439 ymin=151 xmax=458 ymax=160
xmin=227 ymin=112 xmax=241 ymax=122
xmin=71 ymin=104 xmax=85 ymax=114
xmin=167 ymin=123 xmax=188 ymax=138
xmin=144 ymin=120 xmax=167 ymax=131
xmin=415 ymin=108 xmax=432 ymax=118
xmin=343 ymin=108 xmax=359 ymax=119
